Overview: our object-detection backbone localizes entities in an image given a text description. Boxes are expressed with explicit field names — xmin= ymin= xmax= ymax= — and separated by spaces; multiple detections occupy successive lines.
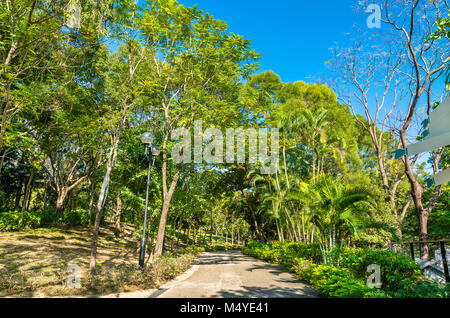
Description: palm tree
xmin=310 ymin=175 xmax=375 ymax=263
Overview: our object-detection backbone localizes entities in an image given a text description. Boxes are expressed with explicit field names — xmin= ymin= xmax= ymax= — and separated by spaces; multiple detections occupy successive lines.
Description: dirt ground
xmin=0 ymin=224 xmax=151 ymax=297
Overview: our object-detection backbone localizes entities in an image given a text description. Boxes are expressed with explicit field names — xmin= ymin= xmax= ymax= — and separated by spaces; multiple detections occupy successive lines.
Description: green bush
xmin=241 ymin=241 xmax=437 ymax=298
xmin=308 ymin=264 xmax=391 ymax=298
xmin=0 ymin=211 xmax=21 ymax=231
xmin=243 ymin=241 xmax=322 ymax=267
xmin=0 ymin=209 xmax=92 ymax=231
xmin=62 ymin=209 xmax=90 ymax=226
xmin=0 ymin=210 xmax=42 ymax=231
xmin=291 ymin=257 xmax=315 ymax=282
xmin=207 ymin=243 xmax=239 ymax=251
xmin=328 ymin=247 xmax=422 ymax=292
xmin=363 ymin=289 xmax=392 ymax=298
xmin=184 ymin=245 xmax=205 ymax=255
xmin=37 ymin=210 xmax=56 ymax=225
xmin=390 ymin=277 xmax=450 ymax=298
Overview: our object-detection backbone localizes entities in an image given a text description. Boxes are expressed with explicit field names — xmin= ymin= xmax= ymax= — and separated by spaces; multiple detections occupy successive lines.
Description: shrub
xmin=241 ymin=241 xmax=428 ymax=298
xmin=184 ymin=245 xmax=205 ymax=255
xmin=207 ymin=243 xmax=239 ymax=251
xmin=38 ymin=210 xmax=58 ymax=226
xmin=0 ymin=210 xmax=42 ymax=231
xmin=363 ymin=289 xmax=392 ymax=298
xmin=328 ymin=247 xmax=422 ymax=292
xmin=63 ymin=209 xmax=90 ymax=226
xmin=291 ymin=257 xmax=315 ymax=283
xmin=310 ymin=265 xmax=354 ymax=296
xmin=0 ymin=211 xmax=22 ymax=231
xmin=390 ymin=277 xmax=450 ymax=298
xmin=309 ymin=265 xmax=391 ymax=298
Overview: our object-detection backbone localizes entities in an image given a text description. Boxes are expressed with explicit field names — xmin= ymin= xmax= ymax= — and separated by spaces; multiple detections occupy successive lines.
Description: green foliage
xmin=62 ymin=209 xmax=90 ymax=226
xmin=243 ymin=241 xmax=323 ymax=266
xmin=291 ymin=257 xmax=316 ymax=282
xmin=184 ymin=245 xmax=205 ymax=255
xmin=206 ymin=243 xmax=240 ymax=251
xmin=327 ymin=247 xmax=421 ymax=291
xmin=0 ymin=209 xmax=92 ymax=231
xmin=310 ymin=265 xmax=371 ymax=298
xmin=390 ymin=278 xmax=450 ymax=298
xmin=0 ymin=211 xmax=41 ymax=231
xmin=242 ymin=241 xmax=445 ymax=298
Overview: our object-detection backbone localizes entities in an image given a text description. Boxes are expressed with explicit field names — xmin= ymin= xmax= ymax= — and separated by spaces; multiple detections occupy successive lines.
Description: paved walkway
xmin=150 ymin=250 xmax=318 ymax=298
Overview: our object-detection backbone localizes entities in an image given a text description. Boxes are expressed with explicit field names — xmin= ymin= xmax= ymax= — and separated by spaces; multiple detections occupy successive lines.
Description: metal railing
xmin=387 ymin=240 xmax=450 ymax=283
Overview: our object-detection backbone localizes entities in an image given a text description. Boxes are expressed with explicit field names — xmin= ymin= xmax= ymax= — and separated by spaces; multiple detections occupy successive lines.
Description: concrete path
xmin=151 ymin=250 xmax=318 ymax=298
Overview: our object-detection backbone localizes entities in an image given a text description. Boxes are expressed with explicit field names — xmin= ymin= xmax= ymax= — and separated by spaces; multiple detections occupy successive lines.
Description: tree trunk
xmin=21 ymin=170 xmax=35 ymax=213
xmin=56 ymin=187 xmax=68 ymax=215
xmin=14 ymin=175 xmax=24 ymax=211
xmin=152 ymin=164 xmax=181 ymax=260
xmin=231 ymin=225 xmax=234 ymax=245
xmin=89 ymin=164 xmax=114 ymax=273
xmin=88 ymin=177 xmax=95 ymax=226
xmin=114 ymin=191 xmax=122 ymax=238
xmin=418 ymin=208 xmax=430 ymax=260
xmin=43 ymin=181 xmax=49 ymax=210
xmin=152 ymin=191 xmax=175 ymax=259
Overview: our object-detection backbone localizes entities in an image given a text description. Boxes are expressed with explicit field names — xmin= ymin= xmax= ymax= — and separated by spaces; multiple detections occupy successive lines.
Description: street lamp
xmin=139 ymin=132 xmax=160 ymax=269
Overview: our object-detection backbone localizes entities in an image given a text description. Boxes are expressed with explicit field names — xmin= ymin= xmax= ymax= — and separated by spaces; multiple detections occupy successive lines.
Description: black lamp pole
xmin=139 ymin=145 xmax=152 ymax=268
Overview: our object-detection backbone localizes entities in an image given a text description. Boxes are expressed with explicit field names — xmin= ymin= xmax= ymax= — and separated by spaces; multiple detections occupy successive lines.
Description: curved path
xmin=151 ymin=250 xmax=318 ymax=298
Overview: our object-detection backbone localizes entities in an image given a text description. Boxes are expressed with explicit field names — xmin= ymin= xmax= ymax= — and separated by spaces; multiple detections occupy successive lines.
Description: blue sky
xmin=177 ymin=0 xmax=367 ymax=83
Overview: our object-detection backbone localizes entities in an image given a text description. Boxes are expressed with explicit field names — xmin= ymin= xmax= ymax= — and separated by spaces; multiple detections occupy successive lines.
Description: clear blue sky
xmin=178 ymin=0 xmax=367 ymax=83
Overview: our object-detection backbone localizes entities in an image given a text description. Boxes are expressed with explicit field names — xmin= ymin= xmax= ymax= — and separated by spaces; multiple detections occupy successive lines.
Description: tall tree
xmin=138 ymin=0 xmax=260 ymax=260
xmin=330 ymin=0 xmax=450 ymax=257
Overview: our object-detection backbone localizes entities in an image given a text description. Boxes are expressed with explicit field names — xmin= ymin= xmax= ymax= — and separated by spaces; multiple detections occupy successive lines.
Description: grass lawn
xmin=0 ymin=224 xmax=194 ymax=297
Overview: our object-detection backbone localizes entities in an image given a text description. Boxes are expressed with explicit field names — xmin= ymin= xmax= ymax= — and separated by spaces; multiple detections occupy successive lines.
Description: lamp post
xmin=139 ymin=132 xmax=160 ymax=269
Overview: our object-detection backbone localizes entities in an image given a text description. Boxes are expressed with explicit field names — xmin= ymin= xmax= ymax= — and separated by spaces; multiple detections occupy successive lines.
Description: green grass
xmin=0 ymin=223 xmax=201 ymax=297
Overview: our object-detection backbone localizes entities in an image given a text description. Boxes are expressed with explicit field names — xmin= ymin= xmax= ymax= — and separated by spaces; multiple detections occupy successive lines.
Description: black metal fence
xmin=386 ymin=240 xmax=450 ymax=283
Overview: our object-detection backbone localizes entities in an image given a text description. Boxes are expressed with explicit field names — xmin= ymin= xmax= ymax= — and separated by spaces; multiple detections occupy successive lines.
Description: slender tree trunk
xmin=284 ymin=207 xmax=298 ymax=241
xmin=231 ymin=219 xmax=234 ymax=245
xmin=194 ymin=227 xmax=198 ymax=245
xmin=0 ymin=151 xmax=6 ymax=174
xmin=21 ymin=170 xmax=35 ymax=213
xmin=153 ymin=143 xmax=182 ymax=259
xmin=237 ymin=227 xmax=240 ymax=245
xmin=89 ymin=2 xmax=142 ymax=272
xmin=21 ymin=176 xmax=29 ymax=213
xmin=152 ymin=178 xmax=180 ymax=259
xmin=90 ymin=163 xmax=114 ymax=273
xmin=301 ymin=209 xmax=306 ymax=242
xmin=43 ymin=181 xmax=48 ymax=210
xmin=114 ymin=191 xmax=122 ymax=238
xmin=88 ymin=176 xmax=95 ymax=226
xmin=14 ymin=174 xmax=24 ymax=211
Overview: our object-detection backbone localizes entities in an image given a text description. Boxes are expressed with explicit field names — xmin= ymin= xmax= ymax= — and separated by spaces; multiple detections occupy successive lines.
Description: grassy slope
xmin=0 ymin=224 xmax=194 ymax=297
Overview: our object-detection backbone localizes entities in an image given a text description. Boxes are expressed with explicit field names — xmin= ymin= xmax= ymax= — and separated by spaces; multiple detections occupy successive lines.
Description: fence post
xmin=410 ymin=243 xmax=415 ymax=260
xmin=440 ymin=241 xmax=450 ymax=283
